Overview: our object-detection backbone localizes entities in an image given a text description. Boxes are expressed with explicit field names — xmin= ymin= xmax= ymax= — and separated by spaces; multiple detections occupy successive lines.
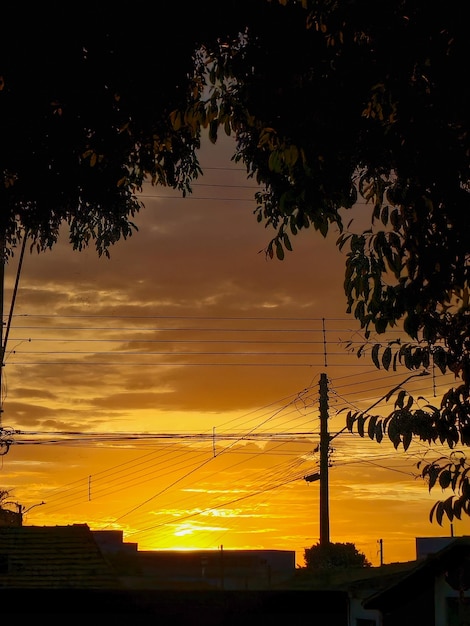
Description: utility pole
xmin=319 ymin=372 xmax=330 ymax=546
xmin=304 ymin=373 xmax=331 ymax=545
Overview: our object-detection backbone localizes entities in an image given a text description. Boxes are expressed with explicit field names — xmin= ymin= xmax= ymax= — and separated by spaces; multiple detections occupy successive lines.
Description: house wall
xmin=349 ymin=596 xmax=382 ymax=626
xmin=91 ymin=530 xmax=296 ymax=590
xmin=416 ymin=537 xmax=456 ymax=559
xmin=381 ymin=585 xmax=435 ymax=626
xmin=92 ymin=529 xmax=138 ymax=554
xmin=131 ymin=548 xmax=296 ymax=589
xmin=434 ymin=573 xmax=470 ymax=626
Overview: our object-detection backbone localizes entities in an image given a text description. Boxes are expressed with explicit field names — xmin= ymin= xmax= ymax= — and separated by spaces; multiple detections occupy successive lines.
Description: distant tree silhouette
xmin=304 ymin=542 xmax=372 ymax=571
xmin=0 ymin=490 xmax=21 ymax=526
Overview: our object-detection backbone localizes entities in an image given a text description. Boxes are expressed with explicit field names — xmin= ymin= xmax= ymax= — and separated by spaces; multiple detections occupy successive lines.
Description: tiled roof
xmin=0 ymin=524 xmax=121 ymax=589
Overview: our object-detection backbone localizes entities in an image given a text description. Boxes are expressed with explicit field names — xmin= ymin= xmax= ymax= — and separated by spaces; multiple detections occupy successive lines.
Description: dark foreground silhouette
xmin=4 ymin=589 xmax=348 ymax=626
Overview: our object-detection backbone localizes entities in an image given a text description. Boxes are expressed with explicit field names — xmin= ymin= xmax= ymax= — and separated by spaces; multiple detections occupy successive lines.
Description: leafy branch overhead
xmin=343 ymin=336 xmax=470 ymax=523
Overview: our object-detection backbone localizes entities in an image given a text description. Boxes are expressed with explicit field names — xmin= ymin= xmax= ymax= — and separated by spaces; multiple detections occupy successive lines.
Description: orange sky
xmin=0 ymin=134 xmax=466 ymax=567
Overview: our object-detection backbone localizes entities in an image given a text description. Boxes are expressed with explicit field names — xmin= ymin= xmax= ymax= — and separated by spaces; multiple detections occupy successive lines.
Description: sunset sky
xmin=0 ymin=133 xmax=466 ymax=567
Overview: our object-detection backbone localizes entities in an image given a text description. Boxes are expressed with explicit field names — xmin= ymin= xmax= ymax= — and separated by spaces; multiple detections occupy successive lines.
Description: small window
xmin=0 ymin=554 xmax=9 ymax=574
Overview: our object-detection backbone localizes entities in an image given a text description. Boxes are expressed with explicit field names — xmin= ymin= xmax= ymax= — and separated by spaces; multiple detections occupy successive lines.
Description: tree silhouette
xmin=304 ymin=542 xmax=372 ymax=571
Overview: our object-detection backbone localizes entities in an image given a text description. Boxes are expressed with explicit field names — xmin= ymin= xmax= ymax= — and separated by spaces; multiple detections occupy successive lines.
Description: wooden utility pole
xmin=319 ymin=372 xmax=330 ymax=546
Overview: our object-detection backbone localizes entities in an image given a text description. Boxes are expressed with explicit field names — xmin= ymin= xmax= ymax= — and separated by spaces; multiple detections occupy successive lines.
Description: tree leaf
xmin=403 ymin=430 xmax=412 ymax=451
xmin=430 ymin=500 xmax=440 ymax=523
xmin=395 ymin=390 xmax=406 ymax=409
xmin=439 ymin=469 xmax=452 ymax=490
xmin=382 ymin=346 xmax=392 ymax=371
xmin=375 ymin=421 xmax=383 ymax=443
xmin=433 ymin=347 xmax=447 ymax=375
xmin=371 ymin=344 xmax=381 ymax=369
xmin=454 ymin=498 xmax=463 ymax=520
xmin=443 ymin=496 xmax=454 ymax=522
xmin=368 ymin=414 xmax=378 ymax=439
xmin=283 ymin=233 xmax=293 ymax=251
xmin=346 ymin=411 xmax=356 ymax=432
xmin=357 ymin=415 xmax=365 ymax=438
